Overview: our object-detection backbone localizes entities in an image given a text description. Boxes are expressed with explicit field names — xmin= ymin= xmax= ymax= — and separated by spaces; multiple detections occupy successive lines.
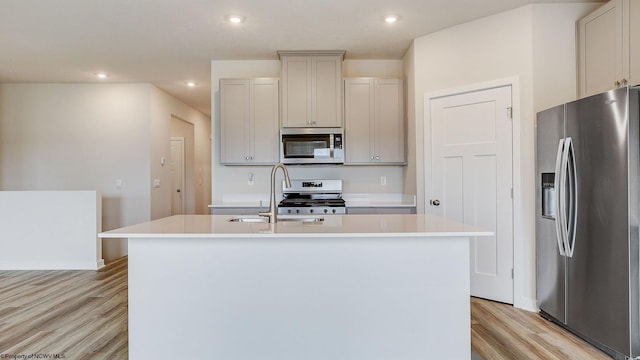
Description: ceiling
xmin=0 ymin=0 xmax=604 ymax=116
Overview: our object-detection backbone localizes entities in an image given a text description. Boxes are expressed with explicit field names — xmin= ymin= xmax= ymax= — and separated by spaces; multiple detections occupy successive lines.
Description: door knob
xmin=430 ymin=199 xmax=440 ymax=206
xmin=176 ymin=189 xmax=181 ymax=193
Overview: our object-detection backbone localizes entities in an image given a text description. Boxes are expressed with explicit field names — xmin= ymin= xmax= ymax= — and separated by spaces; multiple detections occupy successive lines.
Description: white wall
xmin=532 ymin=4 xmax=594 ymax=111
xmin=0 ymin=83 xmax=210 ymax=261
xmin=0 ymin=83 xmax=151 ymax=260
xmin=0 ymin=191 xmax=103 ymax=270
xmin=403 ymin=44 xmax=417 ymax=200
xmin=210 ymin=59 xmax=407 ymax=203
xmin=150 ymin=86 xmax=211 ymax=218
xmin=406 ymin=3 xmax=599 ymax=310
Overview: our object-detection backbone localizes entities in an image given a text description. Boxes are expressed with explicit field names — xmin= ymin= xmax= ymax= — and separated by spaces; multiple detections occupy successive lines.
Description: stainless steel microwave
xmin=280 ymin=128 xmax=344 ymax=164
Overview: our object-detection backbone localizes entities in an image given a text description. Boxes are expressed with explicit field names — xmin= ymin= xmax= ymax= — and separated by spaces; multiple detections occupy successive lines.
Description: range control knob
xmin=287 ymin=209 xmax=292 ymax=214
xmin=332 ymin=209 xmax=336 ymax=214
xmin=310 ymin=209 xmax=314 ymax=214
xmin=324 ymin=209 xmax=328 ymax=213
xmin=296 ymin=209 xmax=300 ymax=214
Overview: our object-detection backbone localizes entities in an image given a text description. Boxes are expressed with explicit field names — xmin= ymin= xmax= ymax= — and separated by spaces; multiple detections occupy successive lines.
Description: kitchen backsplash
xmin=211 ymin=165 xmax=404 ymax=204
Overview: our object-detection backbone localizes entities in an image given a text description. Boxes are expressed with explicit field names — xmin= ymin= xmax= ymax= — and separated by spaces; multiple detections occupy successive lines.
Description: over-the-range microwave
xmin=280 ymin=128 xmax=344 ymax=164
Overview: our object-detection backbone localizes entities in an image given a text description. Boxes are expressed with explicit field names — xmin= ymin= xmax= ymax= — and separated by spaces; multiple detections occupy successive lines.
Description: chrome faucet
xmin=259 ymin=163 xmax=292 ymax=223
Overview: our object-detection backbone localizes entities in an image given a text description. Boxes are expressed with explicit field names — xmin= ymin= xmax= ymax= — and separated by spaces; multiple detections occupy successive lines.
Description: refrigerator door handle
xmin=559 ymin=137 xmax=573 ymax=258
xmin=554 ymin=138 xmax=567 ymax=256
xmin=565 ymin=138 xmax=577 ymax=258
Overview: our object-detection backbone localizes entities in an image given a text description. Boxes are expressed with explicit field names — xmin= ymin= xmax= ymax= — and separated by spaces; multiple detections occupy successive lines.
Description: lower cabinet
xmin=212 ymin=207 xmax=416 ymax=215
xmin=346 ymin=207 xmax=415 ymax=214
xmin=210 ymin=207 xmax=262 ymax=215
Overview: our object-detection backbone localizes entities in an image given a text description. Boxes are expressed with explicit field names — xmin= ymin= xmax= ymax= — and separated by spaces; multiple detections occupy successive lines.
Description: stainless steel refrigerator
xmin=536 ymin=86 xmax=640 ymax=359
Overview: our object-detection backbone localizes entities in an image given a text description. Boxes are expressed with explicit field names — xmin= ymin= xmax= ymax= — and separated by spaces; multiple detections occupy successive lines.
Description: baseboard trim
xmin=0 ymin=260 xmax=104 ymax=270
xmin=514 ymin=297 xmax=538 ymax=312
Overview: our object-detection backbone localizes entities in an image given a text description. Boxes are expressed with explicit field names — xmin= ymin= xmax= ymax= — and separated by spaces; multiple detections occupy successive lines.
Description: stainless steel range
xmin=277 ymin=179 xmax=346 ymax=215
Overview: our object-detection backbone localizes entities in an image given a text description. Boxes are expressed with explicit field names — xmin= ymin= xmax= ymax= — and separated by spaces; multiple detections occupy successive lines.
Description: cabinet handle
xmin=622 ymin=78 xmax=628 ymax=86
xmin=370 ymin=156 xmax=375 ymax=160
xmin=375 ymin=156 xmax=380 ymax=160
xmin=430 ymin=199 xmax=441 ymax=206
xmin=615 ymin=80 xmax=621 ymax=87
xmin=245 ymin=156 xmax=250 ymax=160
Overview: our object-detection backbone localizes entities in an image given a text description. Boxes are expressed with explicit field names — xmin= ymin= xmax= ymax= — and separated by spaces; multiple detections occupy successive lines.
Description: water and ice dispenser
xmin=541 ymin=173 xmax=556 ymax=219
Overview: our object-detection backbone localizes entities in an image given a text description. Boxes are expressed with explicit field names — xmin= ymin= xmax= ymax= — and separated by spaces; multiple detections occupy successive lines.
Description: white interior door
xmin=170 ymin=137 xmax=185 ymax=215
xmin=429 ymin=85 xmax=514 ymax=304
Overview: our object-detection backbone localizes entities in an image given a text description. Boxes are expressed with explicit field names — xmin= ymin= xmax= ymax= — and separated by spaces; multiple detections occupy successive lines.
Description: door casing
xmin=423 ymin=77 xmax=529 ymax=309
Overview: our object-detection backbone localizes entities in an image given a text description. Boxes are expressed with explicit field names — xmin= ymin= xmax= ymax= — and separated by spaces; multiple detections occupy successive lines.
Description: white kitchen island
xmin=99 ymin=214 xmax=491 ymax=360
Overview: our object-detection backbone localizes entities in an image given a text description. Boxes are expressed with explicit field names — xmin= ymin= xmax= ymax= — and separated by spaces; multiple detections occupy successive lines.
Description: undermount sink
xmin=228 ymin=216 xmax=324 ymax=223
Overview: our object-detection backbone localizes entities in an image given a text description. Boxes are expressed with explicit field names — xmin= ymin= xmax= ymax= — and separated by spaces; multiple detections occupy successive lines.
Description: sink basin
xmin=228 ymin=217 xmax=268 ymax=223
xmin=228 ymin=216 xmax=324 ymax=223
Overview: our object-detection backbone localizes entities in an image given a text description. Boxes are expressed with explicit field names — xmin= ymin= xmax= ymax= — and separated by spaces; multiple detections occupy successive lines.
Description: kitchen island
xmin=99 ymin=214 xmax=491 ymax=360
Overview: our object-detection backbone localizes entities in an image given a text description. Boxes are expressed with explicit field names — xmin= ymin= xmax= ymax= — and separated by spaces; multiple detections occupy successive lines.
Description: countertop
xmin=98 ymin=214 xmax=491 ymax=239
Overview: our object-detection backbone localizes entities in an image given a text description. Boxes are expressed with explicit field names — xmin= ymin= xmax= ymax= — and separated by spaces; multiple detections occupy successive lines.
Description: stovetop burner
xmin=277 ymin=179 xmax=346 ymax=215
xmin=279 ymin=197 xmax=346 ymax=207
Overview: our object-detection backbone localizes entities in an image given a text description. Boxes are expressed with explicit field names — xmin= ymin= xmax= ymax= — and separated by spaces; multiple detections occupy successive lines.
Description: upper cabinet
xmin=578 ymin=0 xmax=640 ymax=97
xmin=279 ymin=51 xmax=345 ymax=127
xmin=344 ymin=78 xmax=405 ymax=165
xmin=219 ymin=78 xmax=279 ymax=165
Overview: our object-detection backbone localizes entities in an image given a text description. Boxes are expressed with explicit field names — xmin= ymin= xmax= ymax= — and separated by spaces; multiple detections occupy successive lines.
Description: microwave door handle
xmin=329 ymin=134 xmax=334 ymax=158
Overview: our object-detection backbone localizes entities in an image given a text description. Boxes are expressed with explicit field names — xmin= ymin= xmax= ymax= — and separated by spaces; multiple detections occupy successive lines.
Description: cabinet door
xmin=375 ymin=79 xmax=405 ymax=164
xmin=220 ymin=79 xmax=250 ymax=164
xmin=281 ymin=56 xmax=312 ymax=127
xmin=251 ymin=79 xmax=279 ymax=164
xmin=313 ymin=56 xmax=342 ymax=127
xmin=344 ymin=78 xmax=375 ymax=163
xmin=578 ymin=0 xmax=623 ymax=97
xmin=626 ymin=0 xmax=640 ymax=86
xmin=346 ymin=207 xmax=414 ymax=214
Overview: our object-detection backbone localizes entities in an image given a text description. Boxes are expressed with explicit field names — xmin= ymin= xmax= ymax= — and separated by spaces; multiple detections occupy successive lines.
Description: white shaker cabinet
xmin=578 ymin=0 xmax=640 ymax=98
xmin=279 ymin=51 xmax=344 ymax=128
xmin=220 ymin=78 xmax=279 ymax=165
xmin=344 ymin=78 xmax=405 ymax=165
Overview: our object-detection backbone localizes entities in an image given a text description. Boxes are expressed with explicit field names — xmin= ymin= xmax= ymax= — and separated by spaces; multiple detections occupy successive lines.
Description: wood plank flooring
xmin=471 ymin=297 xmax=610 ymax=360
xmin=0 ymin=256 xmax=611 ymax=359
xmin=0 ymin=256 xmax=127 ymax=359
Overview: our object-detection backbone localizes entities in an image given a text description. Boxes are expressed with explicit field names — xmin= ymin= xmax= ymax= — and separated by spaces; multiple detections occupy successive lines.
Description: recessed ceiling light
xmin=185 ymin=81 xmax=198 ymax=87
xmin=384 ymin=15 xmax=399 ymax=23
xmin=226 ymin=15 xmax=244 ymax=24
xmin=95 ymin=72 xmax=109 ymax=79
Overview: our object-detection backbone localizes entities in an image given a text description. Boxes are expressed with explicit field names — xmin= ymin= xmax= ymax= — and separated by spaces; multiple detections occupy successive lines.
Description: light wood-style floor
xmin=471 ymin=297 xmax=610 ymax=359
xmin=0 ymin=256 xmax=128 ymax=359
xmin=0 ymin=256 xmax=611 ymax=359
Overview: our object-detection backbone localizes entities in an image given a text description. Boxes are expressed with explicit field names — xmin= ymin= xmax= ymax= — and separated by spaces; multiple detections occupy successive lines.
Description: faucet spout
xmin=259 ymin=163 xmax=291 ymax=223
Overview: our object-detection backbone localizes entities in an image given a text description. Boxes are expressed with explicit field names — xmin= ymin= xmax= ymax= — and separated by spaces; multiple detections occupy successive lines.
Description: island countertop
xmin=98 ymin=214 xmax=492 ymax=239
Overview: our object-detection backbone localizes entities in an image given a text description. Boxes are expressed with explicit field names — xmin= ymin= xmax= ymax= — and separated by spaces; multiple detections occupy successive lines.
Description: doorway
xmin=170 ymin=137 xmax=185 ymax=215
xmin=170 ymin=116 xmax=195 ymax=215
xmin=426 ymin=83 xmax=515 ymax=304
